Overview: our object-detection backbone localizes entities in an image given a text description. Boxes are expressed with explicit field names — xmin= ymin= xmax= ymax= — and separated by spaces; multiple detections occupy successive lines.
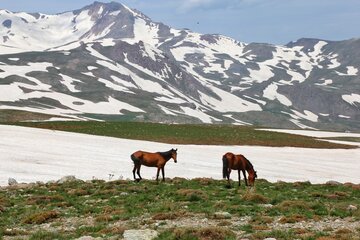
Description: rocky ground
xmin=1 ymin=177 xmax=359 ymax=240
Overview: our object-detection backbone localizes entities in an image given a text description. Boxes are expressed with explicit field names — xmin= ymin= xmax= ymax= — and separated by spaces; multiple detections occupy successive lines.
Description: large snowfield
xmin=0 ymin=125 xmax=359 ymax=186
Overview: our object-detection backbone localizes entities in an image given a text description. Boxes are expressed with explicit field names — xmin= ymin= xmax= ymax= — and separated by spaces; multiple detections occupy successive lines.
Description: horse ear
xmin=175 ymin=148 xmax=178 ymax=152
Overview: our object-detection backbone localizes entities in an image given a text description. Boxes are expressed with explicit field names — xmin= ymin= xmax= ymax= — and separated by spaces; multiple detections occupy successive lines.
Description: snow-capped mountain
xmin=0 ymin=1 xmax=359 ymax=131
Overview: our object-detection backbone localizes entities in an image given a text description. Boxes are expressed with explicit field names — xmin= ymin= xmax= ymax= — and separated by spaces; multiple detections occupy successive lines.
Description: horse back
xmin=131 ymin=150 xmax=165 ymax=167
xmin=228 ymin=154 xmax=246 ymax=170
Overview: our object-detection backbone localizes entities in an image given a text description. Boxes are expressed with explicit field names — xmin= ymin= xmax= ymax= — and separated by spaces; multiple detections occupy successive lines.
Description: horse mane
xmin=157 ymin=149 xmax=174 ymax=160
xmin=244 ymin=156 xmax=254 ymax=171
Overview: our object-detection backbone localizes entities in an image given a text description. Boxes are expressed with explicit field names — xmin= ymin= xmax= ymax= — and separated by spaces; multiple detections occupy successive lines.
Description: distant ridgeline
xmin=0 ymin=2 xmax=359 ymax=131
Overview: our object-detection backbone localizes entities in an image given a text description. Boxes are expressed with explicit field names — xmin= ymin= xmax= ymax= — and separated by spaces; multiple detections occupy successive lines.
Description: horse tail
xmin=222 ymin=155 xmax=228 ymax=179
xmin=131 ymin=153 xmax=140 ymax=165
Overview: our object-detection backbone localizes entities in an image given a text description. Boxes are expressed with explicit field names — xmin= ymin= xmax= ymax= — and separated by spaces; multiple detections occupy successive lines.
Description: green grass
xmin=1 ymin=179 xmax=359 ymax=239
xmin=323 ymin=137 xmax=360 ymax=143
xmin=2 ymin=121 xmax=355 ymax=148
xmin=0 ymin=109 xmax=65 ymax=122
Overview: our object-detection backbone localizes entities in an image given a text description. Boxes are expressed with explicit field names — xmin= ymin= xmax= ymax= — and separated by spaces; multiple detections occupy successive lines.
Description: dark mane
xmin=244 ymin=157 xmax=254 ymax=170
xmin=157 ymin=149 xmax=173 ymax=160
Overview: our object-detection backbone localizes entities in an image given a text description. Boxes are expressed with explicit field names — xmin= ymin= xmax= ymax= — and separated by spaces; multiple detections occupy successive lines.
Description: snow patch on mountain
xmin=180 ymin=106 xmax=216 ymax=123
xmin=59 ymin=74 xmax=82 ymax=92
xmin=263 ymin=83 xmax=292 ymax=106
xmin=342 ymin=94 xmax=360 ymax=106
xmin=199 ymin=86 xmax=262 ymax=113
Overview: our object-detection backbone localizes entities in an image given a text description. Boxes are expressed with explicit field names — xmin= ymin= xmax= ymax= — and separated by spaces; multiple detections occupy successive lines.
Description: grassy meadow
xmin=4 ymin=121 xmax=357 ymax=149
xmin=0 ymin=178 xmax=359 ymax=239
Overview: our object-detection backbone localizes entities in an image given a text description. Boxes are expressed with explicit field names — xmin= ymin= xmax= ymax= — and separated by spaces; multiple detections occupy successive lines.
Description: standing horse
xmin=222 ymin=152 xmax=257 ymax=187
xmin=130 ymin=148 xmax=177 ymax=181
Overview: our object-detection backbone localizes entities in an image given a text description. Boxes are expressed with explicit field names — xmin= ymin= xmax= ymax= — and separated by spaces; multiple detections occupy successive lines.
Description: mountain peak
xmin=73 ymin=1 xmax=126 ymax=15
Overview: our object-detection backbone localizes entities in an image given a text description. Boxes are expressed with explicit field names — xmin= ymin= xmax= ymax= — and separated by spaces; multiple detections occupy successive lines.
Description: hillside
xmin=0 ymin=2 xmax=359 ymax=131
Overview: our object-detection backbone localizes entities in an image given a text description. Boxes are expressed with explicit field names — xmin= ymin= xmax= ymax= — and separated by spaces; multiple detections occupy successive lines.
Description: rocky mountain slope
xmin=0 ymin=1 xmax=359 ymax=131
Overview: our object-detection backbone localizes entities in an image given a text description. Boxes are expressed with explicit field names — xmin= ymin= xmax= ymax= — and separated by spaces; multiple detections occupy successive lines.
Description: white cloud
xmin=180 ymin=0 xmax=216 ymax=11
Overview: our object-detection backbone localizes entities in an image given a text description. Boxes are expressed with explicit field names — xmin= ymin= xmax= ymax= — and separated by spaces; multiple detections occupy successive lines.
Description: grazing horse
xmin=130 ymin=148 xmax=177 ymax=181
xmin=222 ymin=152 xmax=257 ymax=187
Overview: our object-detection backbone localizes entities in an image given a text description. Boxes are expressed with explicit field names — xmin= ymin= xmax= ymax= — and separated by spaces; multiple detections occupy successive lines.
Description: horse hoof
xmin=135 ymin=178 xmax=141 ymax=182
xmin=225 ymin=185 xmax=232 ymax=189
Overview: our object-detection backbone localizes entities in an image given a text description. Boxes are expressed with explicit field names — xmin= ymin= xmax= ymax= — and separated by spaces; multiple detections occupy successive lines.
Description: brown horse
xmin=131 ymin=148 xmax=177 ymax=181
xmin=222 ymin=152 xmax=257 ymax=187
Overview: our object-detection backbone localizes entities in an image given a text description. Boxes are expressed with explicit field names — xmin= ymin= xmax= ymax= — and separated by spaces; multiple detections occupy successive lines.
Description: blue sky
xmin=1 ymin=0 xmax=359 ymax=45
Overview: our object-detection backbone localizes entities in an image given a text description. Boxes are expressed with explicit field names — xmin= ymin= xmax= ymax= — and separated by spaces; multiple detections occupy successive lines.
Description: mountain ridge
xmin=0 ymin=1 xmax=359 ymax=131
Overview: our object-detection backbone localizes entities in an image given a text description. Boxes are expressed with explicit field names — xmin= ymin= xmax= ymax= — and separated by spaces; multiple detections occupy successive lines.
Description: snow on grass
xmin=342 ymin=93 xmax=360 ymax=106
xmin=44 ymin=117 xmax=78 ymax=122
xmin=263 ymin=83 xmax=292 ymax=106
xmin=0 ymin=105 xmax=81 ymax=120
xmin=0 ymin=125 xmax=359 ymax=185
xmin=260 ymin=128 xmax=360 ymax=138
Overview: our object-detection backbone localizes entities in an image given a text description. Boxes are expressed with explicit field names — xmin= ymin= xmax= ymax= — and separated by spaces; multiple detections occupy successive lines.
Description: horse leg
xmin=161 ymin=167 xmax=165 ymax=181
xmin=242 ymin=170 xmax=248 ymax=186
xmin=238 ymin=170 xmax=241 ymax=186
xmin=156 ymin=167 xmax=160 ymax=181
xmin=227 ymin=169 xmax=231 ymax=186
xmin=136 ymin=165 xmax=142 ymax=180
xmin=132 ymin=165 xmax=137 ymax=180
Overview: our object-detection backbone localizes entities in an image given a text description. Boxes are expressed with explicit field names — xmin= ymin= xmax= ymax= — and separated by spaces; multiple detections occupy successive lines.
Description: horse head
xmin=248 ymin=170 xmax=257 ymax=186
xmin=171 ymin=148 xmax=178 ymax=163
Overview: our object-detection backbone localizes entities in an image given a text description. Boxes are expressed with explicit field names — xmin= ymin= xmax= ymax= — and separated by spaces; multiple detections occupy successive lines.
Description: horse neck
xmin=159 ymin=150 xmax=172 ymax=161
xmin=245 ymin=158 xmax=254 ymax=173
